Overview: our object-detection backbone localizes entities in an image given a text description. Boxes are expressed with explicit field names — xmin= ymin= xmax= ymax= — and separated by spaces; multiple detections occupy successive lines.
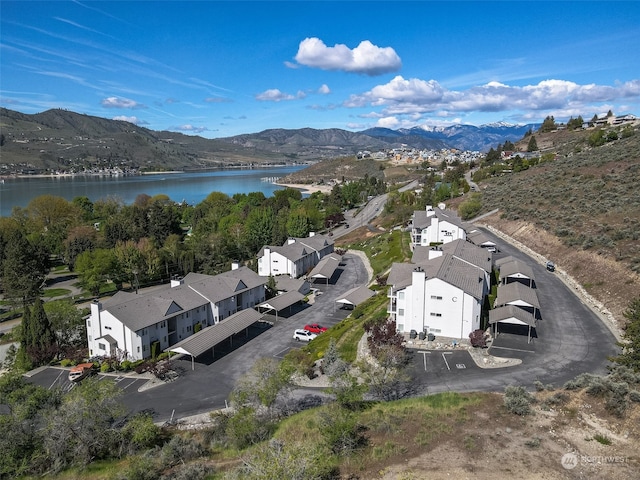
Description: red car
xmin=304 ymin=323 xmax=327 ymax=334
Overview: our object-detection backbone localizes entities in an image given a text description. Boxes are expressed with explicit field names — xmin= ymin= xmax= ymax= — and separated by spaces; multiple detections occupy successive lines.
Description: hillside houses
xmin=85 ymin=265 xmax=266 ymax=361
xmin=257 ymin=233 xmax=334 ymax=279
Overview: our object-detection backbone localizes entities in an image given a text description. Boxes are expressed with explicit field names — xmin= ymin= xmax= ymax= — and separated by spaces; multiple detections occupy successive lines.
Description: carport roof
xmin=498 ymin=259 xmax=535 ymax=282
xmin=495 ymin=282 xmax=540 ymax=309
xmin=335 ymin=285 xmax=375 ymax=306
xmin=307 ymin=254 xmax=342 ymax=280
xmin=258 ymin=290 xmax=305 ymax=311
xmin=169 ymin=308 xmax=263 ymax=358
xmin=489 ymin=305 xmax=537 ymax=327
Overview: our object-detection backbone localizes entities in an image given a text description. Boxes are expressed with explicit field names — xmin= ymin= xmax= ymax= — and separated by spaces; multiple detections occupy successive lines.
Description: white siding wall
xmin=392 ymin=276 xmax=482 ymax=340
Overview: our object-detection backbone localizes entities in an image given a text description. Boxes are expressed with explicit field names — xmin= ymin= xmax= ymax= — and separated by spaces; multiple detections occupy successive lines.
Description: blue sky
xmin=2 ymin=1 xmax=639 ymax=138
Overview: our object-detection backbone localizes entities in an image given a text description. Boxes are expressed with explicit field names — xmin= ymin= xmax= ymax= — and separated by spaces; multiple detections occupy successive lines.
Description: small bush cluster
xmin=562 ymin=366 xmax=640 ymax=418
xmin=469 ymin=329 xmax=487 ymax=348
xmin=503 ymin=385 xmax=535 ymax=416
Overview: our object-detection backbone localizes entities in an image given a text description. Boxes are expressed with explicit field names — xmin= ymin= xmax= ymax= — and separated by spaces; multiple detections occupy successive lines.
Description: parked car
xmin=486 ymin=246 xmax=497 ymax=253
xmin=304 ymin=323 xmax=327 ymax=334
xmin=293 ymin=329 xmax=318 ymax=342
xmin=68 ymin=363 xmax=95 ymax=382
xmin=546 ymin=261 xmax=556 ymax=272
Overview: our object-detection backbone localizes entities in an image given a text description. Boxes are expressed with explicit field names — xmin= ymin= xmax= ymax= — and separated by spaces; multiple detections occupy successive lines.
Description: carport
xmin=497 ymin=258 xmax=536 ymax=288
xmin=335 ymin=285 xmax=375 ymax=310
xmin=466 ymin=229 xmax=497 ymax=249
xmin=489 ymin=305 xmax=537 ymax=343
xmin=307 ymin=254 xmax=342 ymax=285
xmin=169 ymin=308 xmax=263 ymax=369
xmin=494 ymin=282 xmax=541 ymax=318
xmin=257 ymin=290 xmax=305 ymax=321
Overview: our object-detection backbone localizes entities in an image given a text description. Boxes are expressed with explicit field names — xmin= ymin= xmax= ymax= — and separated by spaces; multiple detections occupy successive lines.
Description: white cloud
xmin=345 ymin=76 xmax=640 ymax=119
xmin=174 ymin=124 xmax=209 ymax=133
xmin=318 ymin=84 xmax=331 ymax=95
xmin=101 ymin=96 xmax=145 ymax=109
xmin=294 ymin=37 xmax=401 ymax=76
xmin=255 ymin=89 xmax=295 ymax=102
xmin=112 ymin=115 xmax=146 ymax=124
xmin=377 ymin=116 xmax=400 ymax=128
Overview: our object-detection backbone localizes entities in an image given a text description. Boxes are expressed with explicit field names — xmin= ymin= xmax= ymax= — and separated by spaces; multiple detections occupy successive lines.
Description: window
xmin=430 ymin=328 xmax=441 ymax=333
xmin=98 ymin=342 xmax=106 ymax=350
xmin=398 ymin=291 xmax=405 ymax=300
xmin=398 ymin=308 xmax=405 ymax=316
xmin=430 ymin=295 xmax=442 ymax=300
xmin=397 ymin=324 xmax=404 ymax=333
xmin=430 ymin=312 xmax=442 ymax=317
xmin=137 ymin=346 xmax=140 ymax=353
xmin=88 ymin=336 xmax=91 ymax=341
xmin=87 ymin=320 xmax=91 ymax=327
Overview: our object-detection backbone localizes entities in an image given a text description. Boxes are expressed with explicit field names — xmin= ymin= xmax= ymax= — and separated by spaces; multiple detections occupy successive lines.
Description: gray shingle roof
xmin=104 ymin=283 xmax=209 ymax=332
xmin=308 ymin=253 xmax=342 ymax=279
xmin=489 ymin=305 xmax=537 ymax=327
xmin=495 ymin=282 xmax=540 ymax=309
xmin=388 ymin=253 xmax=485 ymax=300
xmin=498 ymin=259 xmax=535 ymax=283
xmin=187 ymin=266 xmax=266 ymax=304
xmin=412 ymin=239 xmax=491 ymax=272
xmin=335 ymin=285 xmax=375 ymax=306
xmin=259 ymin=290 xmax=305 ymax=311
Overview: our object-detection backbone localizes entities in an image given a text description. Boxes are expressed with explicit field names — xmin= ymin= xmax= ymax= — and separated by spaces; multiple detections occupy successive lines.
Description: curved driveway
xmin=410 ymin=226 xmax=619 ymax=395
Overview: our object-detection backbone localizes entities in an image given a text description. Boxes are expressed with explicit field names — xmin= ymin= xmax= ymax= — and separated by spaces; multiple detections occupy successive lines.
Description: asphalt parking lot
xmin=25 ymin=228 xmax=621 ymax=422
xmin=26 ymin=253 xmax=367 ymax=422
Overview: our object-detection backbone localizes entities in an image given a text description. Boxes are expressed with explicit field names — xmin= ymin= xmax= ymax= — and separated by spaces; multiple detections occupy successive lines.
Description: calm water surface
xmin=0 ymin=166 xmax=305 ymax=217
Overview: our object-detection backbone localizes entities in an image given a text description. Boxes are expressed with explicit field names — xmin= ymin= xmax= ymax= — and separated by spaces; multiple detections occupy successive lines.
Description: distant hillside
xmin=362 ymin=122 xmax=539 ymax=152
xmin=473 ymin=124 xmax=640 ymax=322
xmin=1 ymin=107 xmax=538 ymax=175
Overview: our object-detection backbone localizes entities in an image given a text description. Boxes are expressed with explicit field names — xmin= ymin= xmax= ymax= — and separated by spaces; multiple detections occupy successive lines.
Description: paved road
xmin=408 ymin=226 xmax=619 ymax=394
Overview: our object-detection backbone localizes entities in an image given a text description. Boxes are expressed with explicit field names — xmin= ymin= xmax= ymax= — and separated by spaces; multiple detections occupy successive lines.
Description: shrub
xmin=593 ymin=434 xmax=612 ymax=445
xmin=160 ymin=434 xmax=205 ymax=468
xmin=469 ymin=329 xmax=486 ymax=348
xmin=160 ymin=461 xmax=215 ymax=480
xmin=60 ymin=359 xmax=73 ymax=367
xmin=504 ymin=385 xmax=534 ymax=415
xmin=628 ymin=390 xmax=640 ymax=403
xmin=100 ymin=362 xmax=111 ymax=373
xmin=120 ymin=360 xmax=132 ymax=371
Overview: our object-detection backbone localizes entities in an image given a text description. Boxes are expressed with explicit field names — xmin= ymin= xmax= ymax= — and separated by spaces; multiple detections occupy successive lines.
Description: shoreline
xmin=274 ymin=182 xmax=333 ymax=195
xmin=0 ymin=164 xmax=307 ymax=180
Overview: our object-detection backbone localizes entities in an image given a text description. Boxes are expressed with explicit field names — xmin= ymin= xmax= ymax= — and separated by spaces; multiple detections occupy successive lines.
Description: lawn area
xmin=346 ymin=229 xmax=411 ymax=277
xmin=42 ymin=288 xmax=72 ymax=298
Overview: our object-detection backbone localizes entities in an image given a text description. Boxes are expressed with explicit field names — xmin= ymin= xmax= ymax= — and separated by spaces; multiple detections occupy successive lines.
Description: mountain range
xmin=0 ymin=108 xmax=538 ymax=174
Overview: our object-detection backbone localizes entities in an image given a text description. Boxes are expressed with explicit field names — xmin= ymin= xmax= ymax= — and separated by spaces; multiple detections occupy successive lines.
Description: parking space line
xmin=273 ymin=347 xmax=291 ymax=359
xmin=49 ymin=370 xmax=64 ymax=390
xmin=442 ymin=352 xmax=452 ymax=371
xmin=418 ymin=351 xmax=431 ymax=371
xmin=490 ymin=345 xmax=535 ymax=353
xmin=121 ymin=379 xmax=138 ymax=390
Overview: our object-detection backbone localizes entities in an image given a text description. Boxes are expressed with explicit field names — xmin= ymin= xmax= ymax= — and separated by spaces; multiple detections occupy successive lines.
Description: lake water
xmin=0 ymin=165 xmax=305 ymax=217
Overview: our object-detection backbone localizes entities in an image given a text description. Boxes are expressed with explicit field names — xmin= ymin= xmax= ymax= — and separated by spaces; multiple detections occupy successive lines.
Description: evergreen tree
xmin=31 ymin=297 xmax=57 ymax=352
xmin=539 ymin=115 xmax=556 ymax=133
xmin=527 ymin=135 xmax=538 ymax=152
xmin=1 ymin=231 xmax=49 ymax=306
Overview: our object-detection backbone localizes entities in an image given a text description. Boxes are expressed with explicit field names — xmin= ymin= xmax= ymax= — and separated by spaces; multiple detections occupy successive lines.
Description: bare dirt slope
xmin=372 ymin=391 xmax=639 ymax=480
